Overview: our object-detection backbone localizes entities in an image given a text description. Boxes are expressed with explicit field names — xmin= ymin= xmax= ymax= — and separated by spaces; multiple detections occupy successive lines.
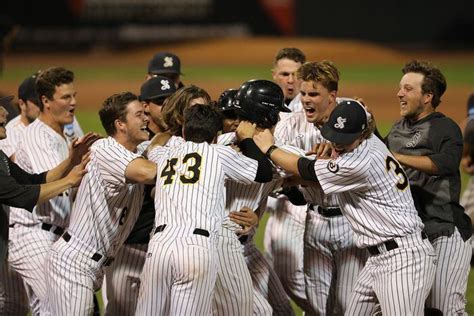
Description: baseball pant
xmin=0 ymin=263 xmax=29 ymax=315
xmin=243 ymin=239 xmax=294 ymax=316
xmin=304 ymin=209 xmax=367 ymax=315
xmin=212 ymin=228 xmax=253 ymax=316
xmin=45 ymin=235 xmax=107 ymax=316
xmin=346 ymin=232 xmax=436 ymax=316
xmin=264 ymin=198 xmax=311 ymax=312
xmin=136 ymin=226 xmax=218 ymax=316
xmin=103 ymin=243 xmax=147 ymax=316
xmin=8 ymin=224 xmax=59 ymax=314
xmin=426 ymin=228 xmax=472 ymax=315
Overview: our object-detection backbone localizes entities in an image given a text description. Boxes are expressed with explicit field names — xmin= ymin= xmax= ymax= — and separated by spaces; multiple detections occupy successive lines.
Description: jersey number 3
xmin=385 ymin=156 xmax=408 ymax=190
xmin=161 ymin=152 xmax=202 ymax=185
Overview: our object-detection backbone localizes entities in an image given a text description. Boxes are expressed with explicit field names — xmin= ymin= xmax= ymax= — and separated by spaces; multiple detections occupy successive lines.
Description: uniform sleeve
xmin=313 ymin=153 xmax=370 ymax=195
xmin=218 ymin=145 xmax=259 ymax=185
xmin=94 ymin=143 xmax=141 ymax=185
xmin=8 ymin=158 xmax=46 ymax=185
xmin=0 ymin=172 xmax=40 ymax=212
xmin=428 ymin=119 xmax=463 ymax=176
xmin=148 ymin=146 xmax=168 ymax=163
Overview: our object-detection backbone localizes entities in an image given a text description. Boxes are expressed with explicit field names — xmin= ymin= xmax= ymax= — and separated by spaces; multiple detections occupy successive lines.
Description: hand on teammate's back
xmin=306 ymin=143 xmax=332 ymax=159
xmin=69 ymin=132 xmax=102 ymax=165
xmin=66 ymin=152 xmax=91 ymax=187
xmin=236 ymin=121 xmax=256 ymax=141
xmin=230 ymin=206 xmax=259 ymax=236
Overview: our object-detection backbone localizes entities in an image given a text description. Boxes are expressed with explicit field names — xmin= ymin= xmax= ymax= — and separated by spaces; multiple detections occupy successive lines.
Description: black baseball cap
xmin=139 ymin=76 xmax=177 ymax=102
xmin=18 ymin=75 xmax=39 ymax=104
xmin=147 ymin=52 xmax=182 ymax=75
xmin=321 ymin=99 xmax=367 ymax=145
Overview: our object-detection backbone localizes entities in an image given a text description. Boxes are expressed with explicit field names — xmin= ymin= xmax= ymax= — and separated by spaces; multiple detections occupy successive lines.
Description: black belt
xmin=62 ymin=232 xmax=114 ymax=266
xmin=42 ymin=223 xmax=64 ymax=236
xmin=154 ymin=224 xmax=210 ymax=237
xmin=309 ymin=204 xmax=343 ymax=217
xmin=367 ymin=232 xmax=428 ymax=256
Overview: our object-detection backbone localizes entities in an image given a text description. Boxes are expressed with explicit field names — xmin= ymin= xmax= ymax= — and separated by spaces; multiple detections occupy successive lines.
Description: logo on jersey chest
xmin=327 ymin=160 xmax=339 ymax=173
xmin=406 ymin=131 xmax=422 ymax=148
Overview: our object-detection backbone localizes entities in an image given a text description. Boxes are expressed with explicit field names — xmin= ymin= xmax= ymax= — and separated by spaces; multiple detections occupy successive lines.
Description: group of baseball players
xmin=0 ymin=47 xmax=472 ymax=316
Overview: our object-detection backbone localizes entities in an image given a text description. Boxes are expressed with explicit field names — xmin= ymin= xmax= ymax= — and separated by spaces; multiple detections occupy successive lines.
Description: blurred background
xmin=1 ymin=0 xmax=473 ymax=314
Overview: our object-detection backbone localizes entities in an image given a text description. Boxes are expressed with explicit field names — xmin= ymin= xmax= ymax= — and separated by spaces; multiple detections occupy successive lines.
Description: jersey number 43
xmin=160 ymin=152 xmax=202 ymax=185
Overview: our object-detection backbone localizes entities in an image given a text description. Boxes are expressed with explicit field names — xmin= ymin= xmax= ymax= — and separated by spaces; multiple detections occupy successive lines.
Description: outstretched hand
xmin=306 ymin=142 xmax=332 ymax=159
xmin=253 ymin=129 xmax=274 ymax=154
xmin=70 ymin=132 xmax=102 ymax=165
xmin=66 ymin=152 xmax=90 ymax=187
xmin=230 ymin=206 xmax=259 ymax=236
xmin=236 ymin=121 xmax=256 ymax=141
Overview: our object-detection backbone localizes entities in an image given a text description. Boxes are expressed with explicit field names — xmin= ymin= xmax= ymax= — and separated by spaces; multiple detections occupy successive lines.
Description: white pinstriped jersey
xmin=149 ymin=141 xmax=259 ymax=234
xmin=0 ymin=116 xmax=24 ymax=158
xmin=67 ymin=137 xmax=145 ymax=258
xmin=10 ymin=119 xmax=73 ymax=227
xmin=314 ymin=135 xmax=423 ymax=247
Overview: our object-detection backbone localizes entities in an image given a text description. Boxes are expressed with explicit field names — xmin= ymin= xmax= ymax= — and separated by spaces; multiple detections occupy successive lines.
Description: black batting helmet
xmin=217 ymin=89 xmax=238 ymax=112
xmin=234 ymin=79 xmax=290 ymax=128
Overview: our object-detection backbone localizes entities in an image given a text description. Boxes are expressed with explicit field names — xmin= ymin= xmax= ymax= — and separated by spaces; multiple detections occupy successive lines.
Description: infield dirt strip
xmin=2 ymin=37 xmax=473 ymax=124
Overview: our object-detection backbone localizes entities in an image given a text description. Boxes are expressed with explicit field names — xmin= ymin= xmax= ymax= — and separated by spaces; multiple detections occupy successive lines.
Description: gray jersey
xmin=314 ymin=135 xmax=424 ymax=247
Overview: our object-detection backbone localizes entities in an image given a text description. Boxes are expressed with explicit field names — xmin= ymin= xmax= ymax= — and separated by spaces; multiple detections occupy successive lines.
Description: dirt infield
xmin=2 ymin=37 xmax=473 ymax=124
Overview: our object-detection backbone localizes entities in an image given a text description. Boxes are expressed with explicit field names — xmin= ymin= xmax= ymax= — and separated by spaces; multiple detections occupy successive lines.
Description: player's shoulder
xmin=5 ymin=115 xmax=22 ymax=129
xmin=217 ymin=132 xmax=236 ymax=145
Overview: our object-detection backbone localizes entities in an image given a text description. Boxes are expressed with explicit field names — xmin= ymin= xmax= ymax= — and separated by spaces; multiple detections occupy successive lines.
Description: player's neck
xmin=38 ymin=113 xmax=65 ymax=136
xmin=114 ymin=134 xmax=138 ymax=152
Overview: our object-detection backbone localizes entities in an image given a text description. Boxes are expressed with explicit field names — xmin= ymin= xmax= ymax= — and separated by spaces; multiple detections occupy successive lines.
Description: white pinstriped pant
xmin=212 ymin=228 xmax=253 ymax=316
xmin=243 ymin=239 xmax=294 ymax=316
xmin=304 ymin=209 xmax=368 ymax=315
xmin=45 ymin=236 xmax=107 ymax=315
xmin=346 ymin=232 xmax=436 ymax=316
xmin=426 ymin=228 xmax=472 ymax=315
xmin=8 ymin=224 xmax=59 ymax=314
xmin=264 ymin=198 xmax=311 ymax=312
xmin=136 ymin=226 xmax=218 ymax=316
xmin=103 ymin=243 xmax=148 ymax=316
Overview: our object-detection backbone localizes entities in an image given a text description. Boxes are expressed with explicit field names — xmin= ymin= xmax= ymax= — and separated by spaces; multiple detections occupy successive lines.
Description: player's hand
xmin=306 ymin=143 xmax=332 ymax=159
xmin=253 ymin=129 xmax=274 ymax=153
xmin=461 ymin=156 xmax=474 ymax=175
xmin=66 ymin=152 xmax=90 ymax=187
xmin=70 ymin=132 xmax=102 ymax=165
xmin=236 ymin=121 xmax=256 ymax=140
xmin=230 ymin=207 xmax=258 ymax=235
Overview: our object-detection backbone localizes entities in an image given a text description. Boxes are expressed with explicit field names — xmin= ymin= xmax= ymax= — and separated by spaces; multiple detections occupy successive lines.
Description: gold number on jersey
xmin=119 ymin=207 xmax=128 ymax=225
xmin=160 ymin=153 xmax=202 ymax=185
xmin=385 ymin=156 xmax=409 ymax=190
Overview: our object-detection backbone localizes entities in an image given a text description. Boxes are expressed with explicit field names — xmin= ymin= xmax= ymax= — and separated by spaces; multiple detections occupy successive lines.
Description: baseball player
xmin=102 ymin=77 xmax=176 ymax=315
xmin=275 ymin=61 xmax=368 ymax=314
xmin=386 ymin=60 xmax=472 ymax=315
xmin=213 ymin=80 xmax=293 ymax=316
xmin=44 ymin=92 xmax=157 ymax=315
xmin=146 ymin=51 xmax=184 ymax=89
xmin=136 ymin=103 xmax=273 ymax=315
xmin=255 ymin=99 xmax=437 ymax=315
xmin=264 ymin=48 xmax=312 ymax=311
xmin=217 ymin=88 xmax=240 ymax=133
xmin=7 ymin=67 xmax=97 ymax=313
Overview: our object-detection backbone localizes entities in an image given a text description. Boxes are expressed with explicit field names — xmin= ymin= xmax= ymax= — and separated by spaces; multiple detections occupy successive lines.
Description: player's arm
xmin=391 ymin=153 xmax=439 ymax=174
xmin=229 ymin=206 xmax=259 ymax=235
xmin=125 ymin=158 xmax=157 ymax=185
xmin=45 ymin=132 xmax=101 ymax=182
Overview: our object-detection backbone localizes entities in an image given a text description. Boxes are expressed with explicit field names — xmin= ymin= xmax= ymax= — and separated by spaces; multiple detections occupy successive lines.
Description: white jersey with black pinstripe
xmin=10 ymin=119 xmax=73 ymax=228
xmin=314 ymin=135 xmax=423 ymax=246
xmin=0 ymin=115 xmax=25 ymax=158
xmin=66 ymin=137 xmax=145 ymax=257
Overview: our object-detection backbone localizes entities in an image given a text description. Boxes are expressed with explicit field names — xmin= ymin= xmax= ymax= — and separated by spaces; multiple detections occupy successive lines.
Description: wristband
xmin=265 ymin=144 xmax=279 ymax=159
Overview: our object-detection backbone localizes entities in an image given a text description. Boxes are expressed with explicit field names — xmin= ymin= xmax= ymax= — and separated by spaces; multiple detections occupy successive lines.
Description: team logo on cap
xmin=161 ymin=79 xmax=171 ymax=90
xmin=334 ymin=117 xmax=346 ymax=129
xmin=163 ymin=56 xmax=174 ymax=68
xmin=327 ymin=160 xmax=339 ymax=173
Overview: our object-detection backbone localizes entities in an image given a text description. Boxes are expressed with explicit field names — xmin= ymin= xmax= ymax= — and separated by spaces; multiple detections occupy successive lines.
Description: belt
xmin=41 ymin=223 xmax=64 ymax=236
xmin=154 ymin=224 xmax=210 ymax=237
xmin=367 ymin=232 xmax=428 ymax=256
xmin=62 ymin=232 xmax=114 ymax=266
xmin=309 ymin=204 xmax=343 ymax=217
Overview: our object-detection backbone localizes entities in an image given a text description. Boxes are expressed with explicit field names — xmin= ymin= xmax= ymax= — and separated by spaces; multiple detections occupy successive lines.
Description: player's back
xmin=150 ymin=140 xmax=258 ymax=235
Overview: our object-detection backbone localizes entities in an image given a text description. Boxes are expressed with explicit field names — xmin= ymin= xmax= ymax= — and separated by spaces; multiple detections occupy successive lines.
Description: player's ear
xmin=115 ymin=119 xmax=125 ymax=132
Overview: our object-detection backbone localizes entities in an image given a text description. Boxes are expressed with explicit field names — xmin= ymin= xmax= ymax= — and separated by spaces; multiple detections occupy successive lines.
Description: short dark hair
xmin=183 ymin=104 xmax=223 ymax=143
xmin=35 ymin=67 xmax=74 ymax=111
xmin=402 ymin=60 xmax=447 ymax=108
xmin=273 ymin=47 xmax=306 ymax=66
xmin=297 ymin=60 xmax=340 ymax=92
xmin=99 ymin=92 xmax=138 ymax=136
